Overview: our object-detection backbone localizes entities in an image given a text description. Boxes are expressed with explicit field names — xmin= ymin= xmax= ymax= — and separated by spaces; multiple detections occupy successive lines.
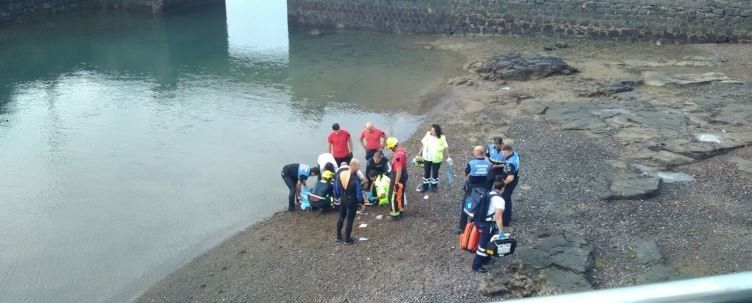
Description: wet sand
xmin=137 ymin=35 xmax=752 ymax=302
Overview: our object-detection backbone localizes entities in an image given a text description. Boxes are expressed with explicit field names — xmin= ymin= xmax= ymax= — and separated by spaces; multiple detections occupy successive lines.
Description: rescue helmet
xmin=322 ymin=170 xmax=334 ymax=180
xmin=385 ymin=137 xmax=399 ymax=149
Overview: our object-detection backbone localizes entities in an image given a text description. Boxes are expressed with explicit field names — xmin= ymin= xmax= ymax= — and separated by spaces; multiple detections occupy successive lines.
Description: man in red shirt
xmin=360 ymin=122 xmax=387 ymax=161
xmin=385 ymin=137 xmax=408 ymax=218
xmin=328 ymin=123 xmax=353 ymax=166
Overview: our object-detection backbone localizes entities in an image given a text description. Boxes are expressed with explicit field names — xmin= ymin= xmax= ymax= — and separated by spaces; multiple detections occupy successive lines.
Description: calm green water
xmin=0 ymin=2 xmax=459 ymax=302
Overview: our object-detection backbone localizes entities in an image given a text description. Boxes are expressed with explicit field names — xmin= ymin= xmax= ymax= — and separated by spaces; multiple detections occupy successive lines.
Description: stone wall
xmin=288 ymin=0 xmax=752 ymax=43
xmin=0 ymin=0 xmax=223 ymax=22
xmin=0 ymin=0 xmax=90 ymax=23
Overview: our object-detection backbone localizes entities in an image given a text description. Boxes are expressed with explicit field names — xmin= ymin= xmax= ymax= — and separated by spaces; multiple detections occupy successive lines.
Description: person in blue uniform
xmin=498 ymin=145 xmax=519 ymax=227
xmin=281 ymin=163 xmax=320 ymax=212
xmin=454 ymin=146 xmax=493 ymax=234
xmin=485 ymin=136 xmax=506 ymax=190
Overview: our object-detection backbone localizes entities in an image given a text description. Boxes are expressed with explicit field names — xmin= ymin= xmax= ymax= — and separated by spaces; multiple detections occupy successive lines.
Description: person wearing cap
xmin=308 ymin=170 xmax=335 ymax=213
xmin=280 ymin=163 xmax=320 ymax=212
xmin=334 ymin=159 xmax=365 ymax=245
xmin=385 ymin=137 xmax=408 ymax=218
xmin=360 ymin=122 xmax=387 ymax=161
xmin=328 ymin=123 xmax=353 ymax=166
xmin=454 ymin=146 xmax=493 ymax=234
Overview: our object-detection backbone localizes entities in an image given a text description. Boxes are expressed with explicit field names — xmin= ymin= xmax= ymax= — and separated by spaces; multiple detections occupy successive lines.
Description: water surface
xmin=0 ymin=2 xmax=459 ymax=302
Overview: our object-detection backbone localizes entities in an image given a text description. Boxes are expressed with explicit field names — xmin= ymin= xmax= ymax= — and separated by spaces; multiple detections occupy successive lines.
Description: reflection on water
xmin=0 ymin=1 xmax=459 ymax=302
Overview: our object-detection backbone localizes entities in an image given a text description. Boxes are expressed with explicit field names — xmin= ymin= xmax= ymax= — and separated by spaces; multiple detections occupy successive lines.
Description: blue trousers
xmin=472 ymin=222 xmax=497 ymax=270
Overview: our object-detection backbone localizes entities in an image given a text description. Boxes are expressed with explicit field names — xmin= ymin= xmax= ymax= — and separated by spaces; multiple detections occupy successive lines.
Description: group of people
xmin=281 ymin=122 xmax=409 ymax=245
xmin=456 ymin=137 xmax=519 ymax=273
xmin=280 ymin=122 xmax=521 ymax=273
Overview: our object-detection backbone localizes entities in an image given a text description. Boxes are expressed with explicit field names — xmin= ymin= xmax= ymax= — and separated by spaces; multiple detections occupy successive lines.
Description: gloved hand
xmin=491 ymin=232 xmax=508 ymax=241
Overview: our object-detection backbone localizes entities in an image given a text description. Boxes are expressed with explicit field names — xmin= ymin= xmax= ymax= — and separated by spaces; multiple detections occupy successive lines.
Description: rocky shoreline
xmin=137 ymin=34 xmax=752 ymax=302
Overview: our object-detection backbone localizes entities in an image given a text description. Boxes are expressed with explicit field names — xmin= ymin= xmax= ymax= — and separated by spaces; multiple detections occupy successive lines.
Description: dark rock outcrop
xmin=477 ymin=54 xmax=578 ymax=81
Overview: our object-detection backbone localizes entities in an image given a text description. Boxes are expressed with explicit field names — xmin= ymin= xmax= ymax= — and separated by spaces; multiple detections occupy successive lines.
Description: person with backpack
xmin=454 ymin=146 xmax=493 ymax=234
xmin=334 ymin=159 xmax=364 ymax=245
xmin=472 ymin=176 xmax=506 ymax=273
xmin=281 ymin=163 xmax=321 ymax=212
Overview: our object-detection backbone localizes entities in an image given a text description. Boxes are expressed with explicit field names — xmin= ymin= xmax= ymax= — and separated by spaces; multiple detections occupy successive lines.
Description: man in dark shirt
xmin=485 ymin=136 xmax=507 ymax=189
xmin=365 ymin=151 xmax=390 ymax=188
xmin=281 ymin=163 xmax=320 ymax=212
xmin=498 ymin=145 xmax=520 ymax=227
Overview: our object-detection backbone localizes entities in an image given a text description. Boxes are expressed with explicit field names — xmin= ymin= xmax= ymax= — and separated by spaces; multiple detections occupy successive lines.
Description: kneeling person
xmin=309 ymin=170 xmax=335 ymax=213
xmin=281 ymin=163 xmax=320 ymax=212
xmin=368 ymin=170 xmax=391 ymax=206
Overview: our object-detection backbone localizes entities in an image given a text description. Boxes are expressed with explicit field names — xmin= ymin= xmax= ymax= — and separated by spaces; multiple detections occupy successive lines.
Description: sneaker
xmin=335 ymin=237 xmax=342 ymax=243
xmin=417 ymin=185 xmax=427 ymax=193
xmin=344 ymin=238 xmax=359 ymax=245
xmin=472 ymin=267 xmax=488 ymax=273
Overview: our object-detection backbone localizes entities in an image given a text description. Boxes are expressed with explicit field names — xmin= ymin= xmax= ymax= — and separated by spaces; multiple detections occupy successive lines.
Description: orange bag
xmin=459 ymin=223 xmax=480 ymax=253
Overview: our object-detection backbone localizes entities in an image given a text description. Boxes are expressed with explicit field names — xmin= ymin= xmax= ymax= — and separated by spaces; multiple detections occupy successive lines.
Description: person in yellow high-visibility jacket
xmin=372 ymin=173 xmax=391 ymax=206
xmin=419 ymin=124 xmax=449 ymax=193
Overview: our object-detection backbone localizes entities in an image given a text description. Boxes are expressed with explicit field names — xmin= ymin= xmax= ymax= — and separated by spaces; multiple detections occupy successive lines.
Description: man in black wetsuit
xmin=334 ymin=159 xmax=364 ymax=245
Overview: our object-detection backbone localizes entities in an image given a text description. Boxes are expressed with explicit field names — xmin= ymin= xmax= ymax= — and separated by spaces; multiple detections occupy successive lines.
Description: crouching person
xmin=309 ymin=170 xmax=335 ymax=213
xmin=472 ymin=176 xmax=506 ymax=273
xmin=367 ymin=170 xmax=391 ymax=206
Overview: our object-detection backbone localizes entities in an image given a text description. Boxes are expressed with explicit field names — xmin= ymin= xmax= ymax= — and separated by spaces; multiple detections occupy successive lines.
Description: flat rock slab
xmin=478 ymin=54 xmax=578 ymax=81
xmin=622 ymin=56 xmax=726 ymax=68
xmin=518 ymin=231 xmax=593 ymax=275
xmin=545 ymin=103 xmax=606 ymax=131
xmin=606 ymin=174 xmax=661 ymax=200
xmin=652 ymin=150 xmax=695 ymax=167
xmin=576 ymin=80 xmax=643 ymax=97
xmin=642 ymin=71 xmax=734 ymax=87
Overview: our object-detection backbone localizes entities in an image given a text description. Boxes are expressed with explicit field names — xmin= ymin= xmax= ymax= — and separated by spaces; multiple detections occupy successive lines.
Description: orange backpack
xmin=459 ymin=223 xmax=480 ymax=253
